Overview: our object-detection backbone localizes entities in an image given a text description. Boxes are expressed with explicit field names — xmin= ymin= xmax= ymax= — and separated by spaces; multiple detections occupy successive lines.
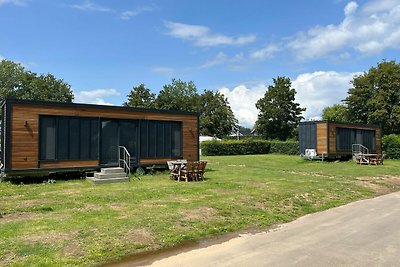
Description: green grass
xmin=1 ymin=154 xmax=400 ymax=266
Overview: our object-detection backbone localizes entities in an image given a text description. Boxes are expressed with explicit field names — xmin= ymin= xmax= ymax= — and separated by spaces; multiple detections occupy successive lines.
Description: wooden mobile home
xmin=0 ymin=99 xmax=199 ymax=176
xmin=299 ymin=121 xmax=381 ymax=160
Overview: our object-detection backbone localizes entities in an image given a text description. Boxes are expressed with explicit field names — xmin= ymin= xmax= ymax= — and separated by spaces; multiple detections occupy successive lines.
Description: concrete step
xmin=87 ymin=167 xmax=129 ymax=184
xmin=94 ymin=172 xmax=127 ymax=179
xmin=87 ymin=176 xmax=129 ymax=184
xmin=101 ymin=167 xmax=125 ymax=174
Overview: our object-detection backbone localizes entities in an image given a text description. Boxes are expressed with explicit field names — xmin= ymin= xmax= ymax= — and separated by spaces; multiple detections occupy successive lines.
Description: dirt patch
xmin=72 ymin=203 xmax=103 ymax=212
xmin=125 ymin=229 xmax=156 ymax=245
xmin=206 ymin=188 xmax=233 ymax=194
xmin=60 ymin=240 xmax=85 ymax=258
xmin=295 ymin=193 xmax=311 ymax=201
xmin=23 ymin=230 xmax=77 ymax=245
xmin=0 ymin=253 xmax=25 ymax=267
xmin=284 ymin=170 xmax=336 ymax=179
xmin=0 ymin=212 xmax=39 ymax=223
xmin=0 ymin=211 xmax=71 ymax=224
xmin=181 ymin=207 xmax=217 ymax=221
xmin=40 ymin=188 xmax=82 ymax=196
xmin=17 ymin=198 xmax=54 ymax=208
xmin=227 ymin=164 xmax=246 ymax=167
xmin=108 ymin=203 xmax=128 ymax=211
xmin=355 ymin=175 xmax=400 ymax=195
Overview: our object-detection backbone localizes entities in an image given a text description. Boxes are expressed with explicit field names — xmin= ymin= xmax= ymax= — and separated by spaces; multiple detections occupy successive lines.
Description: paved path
xmin=147 ymin=192 xmax=400 ymax=267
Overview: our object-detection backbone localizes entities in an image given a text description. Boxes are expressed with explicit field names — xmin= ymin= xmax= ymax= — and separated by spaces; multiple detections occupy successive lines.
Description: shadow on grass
xmin=4 ymin=172 xmax=87 ymax=184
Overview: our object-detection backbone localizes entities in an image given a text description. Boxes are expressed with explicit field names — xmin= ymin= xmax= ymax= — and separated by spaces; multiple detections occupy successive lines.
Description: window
xmin=40 ymin=116 xmax=99 ymax=161
xmin=140 ymin=120 xmax=182 ymax=158
xmin=336 ymin=127 xmax=376 ymax=152
xmin=171 ymin=122 xmax=181 ymax=157
xmin=40 ymin=117 xmax=56 ymax=160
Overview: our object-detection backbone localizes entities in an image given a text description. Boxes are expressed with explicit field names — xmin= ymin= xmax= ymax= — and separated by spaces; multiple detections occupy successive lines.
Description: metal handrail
xmin=0 ymin=163 xmax=4 ymax=182
xmin=352 ymin=144 xmax=369 ymax=156
xmin=118 ymin=146 xmax=131 ymax=176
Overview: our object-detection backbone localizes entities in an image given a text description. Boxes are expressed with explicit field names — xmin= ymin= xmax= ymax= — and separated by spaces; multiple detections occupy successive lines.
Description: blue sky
xmin=1 ymin=0 xmax=399 ymax=127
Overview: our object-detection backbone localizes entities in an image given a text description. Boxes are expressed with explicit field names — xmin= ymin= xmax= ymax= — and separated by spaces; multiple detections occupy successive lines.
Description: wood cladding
xmin=40 ymin=160 xmax=99 ymax=169
xmin=327 ymin=122 xmax=381 ymax=155
xmin=140 ymin=158 xmax=180 ymax=165
xmin=9 ymin=103 xmax=198 ymax=170
xmin=316 ymin=123 xmax=327 ymax=154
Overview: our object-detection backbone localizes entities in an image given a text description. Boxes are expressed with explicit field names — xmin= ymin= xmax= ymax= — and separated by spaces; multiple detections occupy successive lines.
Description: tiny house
xmin=0 ymin=99 xmax=199 ymax=176
xmin=299 ymin=121 xmax=381 ymax=160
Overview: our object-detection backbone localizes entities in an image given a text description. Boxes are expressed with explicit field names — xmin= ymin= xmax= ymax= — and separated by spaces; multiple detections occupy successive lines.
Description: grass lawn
xmin=1 ymin=154 xmax=400 ymax=266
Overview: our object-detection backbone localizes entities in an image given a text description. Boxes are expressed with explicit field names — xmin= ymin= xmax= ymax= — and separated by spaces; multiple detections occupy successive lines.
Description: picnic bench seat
xmin=169 ymin=160 xmax=207 ymax=182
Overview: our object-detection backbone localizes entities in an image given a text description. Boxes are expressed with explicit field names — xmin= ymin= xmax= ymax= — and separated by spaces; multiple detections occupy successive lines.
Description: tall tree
xmin=321 ymin=104 xmax=349 ymax=122
xmin=199 ymin=89 xmax=238 ymax=138
xmin=0 ymin=60 xmax=73 ymax=102
xmin=155 ymin=79 xmax=199 ymax=112
xmin=255 ymin=77 xmax=305 ymax=140
xmin=0 ymin=59 xmax=33 ymax=100
xmin=124 ymin=84 xmax=155 ymax=108
xmin=344 ymin=60 xmax=400 ymax=135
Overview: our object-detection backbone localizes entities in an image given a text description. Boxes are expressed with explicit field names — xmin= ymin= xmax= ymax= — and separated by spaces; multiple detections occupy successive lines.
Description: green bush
xmin=382 ymin=134 xmax=400 ymax=159
xmin=269 ymin=140 xmax=299 ymax=155
xmin=201 ymin=140 xmax=299 ymax=156
xmin=201 ymin=140 xmax=270 ymax=156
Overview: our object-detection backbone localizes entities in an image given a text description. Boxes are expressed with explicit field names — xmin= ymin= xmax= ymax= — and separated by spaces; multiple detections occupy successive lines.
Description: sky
xmin=1 ymin=0 xmax=399 ymax=128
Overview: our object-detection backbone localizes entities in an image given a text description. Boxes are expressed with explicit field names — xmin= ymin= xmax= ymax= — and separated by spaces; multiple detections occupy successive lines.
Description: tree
xmin=0 ymin=59 xmax=73 ymax=102
xmin=238 ymin=126 xmax=252 ymax=136
xmin=199 ymin=89 xmax=238 ymax=138
xmin=0 ymin=59 xmax=32 ymax=100
xmin=155 ymin=79 xmax=199 ymax=112
xmin=255 ymin=77 xmax=305 ymax=140
xmin=322 ymin=104 xmax=349 ymax=122
xmin=344 ymin=60 xmax=400 ymax=135
xmin=124 ymin=84 xmax=155 ymax=108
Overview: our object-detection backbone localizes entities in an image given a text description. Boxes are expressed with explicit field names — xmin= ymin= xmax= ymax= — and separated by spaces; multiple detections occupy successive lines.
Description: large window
xmin=336 ymin=127 xmax=376 ymax=152
xmin=40 ymin=116 xmax=99 ymax=161
xmin=140 ymin=120 xmax=182 ymax=158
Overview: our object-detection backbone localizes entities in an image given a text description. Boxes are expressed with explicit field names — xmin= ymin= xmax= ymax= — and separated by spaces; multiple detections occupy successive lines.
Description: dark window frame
xmin=336 ymin=127 xmax=376 ymax=152
xmin=139 ymin=120 xmax=183 ymax=159
xmin=39 ymin=115 xmax=99 ymax=161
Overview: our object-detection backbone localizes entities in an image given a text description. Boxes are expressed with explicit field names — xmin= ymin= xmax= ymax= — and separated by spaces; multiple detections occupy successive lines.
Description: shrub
xmin=382 ymin=134 xmax=400 ymax=159
xmin=201 ymin=140 xmax=299 ymax=156
xmin=201 ymin=140 xmax=270 ymax=156
xmin=269 ymin=140 xmax=299 ymax=155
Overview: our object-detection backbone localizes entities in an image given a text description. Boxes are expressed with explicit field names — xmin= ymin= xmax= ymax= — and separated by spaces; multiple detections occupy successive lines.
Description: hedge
xmin=201 ymin=140 xmax=299 ymax=156
xmin=269 ymin=140 xmax=299 ymax=155
xmin=382 ymin=134 xmax=400 ymax=159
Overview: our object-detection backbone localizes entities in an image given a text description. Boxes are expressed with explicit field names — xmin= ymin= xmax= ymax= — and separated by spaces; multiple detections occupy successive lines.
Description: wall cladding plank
xmin=316 ymin=122 xmax=328 ymax=154
xmin=40 ymin=160 xmax=99 ymax=168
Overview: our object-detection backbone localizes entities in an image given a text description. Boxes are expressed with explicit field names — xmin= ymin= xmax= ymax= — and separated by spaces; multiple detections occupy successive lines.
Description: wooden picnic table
xmin=168 ymin=160 xmax=207 ymax=182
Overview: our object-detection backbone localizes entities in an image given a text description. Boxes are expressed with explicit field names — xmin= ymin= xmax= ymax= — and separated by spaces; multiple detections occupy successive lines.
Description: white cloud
xmin=201 ymin=52 xmax=228 ymax=68
xmin=216 ymin=71 xmax=361 ymax=127
xmin=74 ymin=88 xmax=120 ymax=106
xmin=344 ymin=1 xmax=358 ymax=16
xmin=71 ymin=1 xmax=114 ymax=13
xmin=0 ymin=0 xmax=27 ymax=6
xmin=285 ymin=0 xmax=400 ymax=60
xmin=151 ymin=66 xmax=175 ymax=74
xmin=250 ymin=44 xmax=280 ymax=61
xmin=292 ymin=71 xmax=361 ymax=120
xmin=362 ymin=0 xmax=399 ymax=13
xmin=218 ymin=84 xmax=267 ymax=128
xmin=120 ymin=4 xmax=156 ymax=20
xmin=164 ymin=21 xmax=256 ymax=47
